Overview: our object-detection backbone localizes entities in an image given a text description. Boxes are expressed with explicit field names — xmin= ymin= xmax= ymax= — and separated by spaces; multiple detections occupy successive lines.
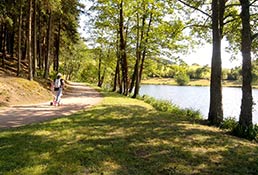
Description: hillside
xmin=0 ymin=72 xmax=53 ymax=107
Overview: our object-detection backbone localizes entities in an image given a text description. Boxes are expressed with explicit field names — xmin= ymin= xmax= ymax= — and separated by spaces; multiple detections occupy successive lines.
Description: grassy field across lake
xmin=0 ymin=91 xmax=258 ymax=175
xmin=141 ymin=78 xmax=250 ymax=88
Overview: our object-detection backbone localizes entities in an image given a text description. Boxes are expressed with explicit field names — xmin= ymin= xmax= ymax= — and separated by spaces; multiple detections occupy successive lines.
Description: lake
xmin=139 ymin=85 xmax=258 ymax=124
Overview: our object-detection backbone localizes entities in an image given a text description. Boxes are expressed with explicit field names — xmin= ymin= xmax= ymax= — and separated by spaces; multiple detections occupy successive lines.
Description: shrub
xmin=175 ymin=72 xmax=190 ymax=86
xmin=220 ymin=117 xmax=238 ymax=130
xmin=183 ymin=108 xmax=203 ymax=121
xmin=232 ymin=124 xmax=258 ymax=141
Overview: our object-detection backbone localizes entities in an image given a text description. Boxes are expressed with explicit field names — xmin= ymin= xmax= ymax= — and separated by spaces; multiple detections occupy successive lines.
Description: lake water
xmin=139 ymin=85 xmax=258 ymax=124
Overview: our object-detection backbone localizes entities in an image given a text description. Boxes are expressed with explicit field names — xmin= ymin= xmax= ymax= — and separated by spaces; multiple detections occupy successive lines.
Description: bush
xmin=183 ymin=108 xmax=203 ymax=121
xmin=232 ymin=124 xmax=258 ymax=141
xmin=175 ymin=72 xmax=190 ymax=86
xmin=220 ymin=117 xmax=238 ymax=130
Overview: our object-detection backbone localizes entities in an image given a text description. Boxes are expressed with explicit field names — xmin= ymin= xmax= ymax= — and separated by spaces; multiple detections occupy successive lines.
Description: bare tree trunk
xmin=136 ymin=9 xmax=153 ymax=98
xmin=33 ymin=0 xmax=37 ymax=77
xmin=17 ymin=0 xmax=23 ymax=76
xmin=132 ymin=8 xmax=144 ymax=97
xmin=119 ymin=0 xmax=129 ymax=95
xmin=54 ymin=18 xmax=61 ymax=72
xmin=37 ymin=1 xmax=42 ymax=70
xmin=208 ymin=0 xmax=223 ymax=125
xmin=1 ymin=25 xmax=6 ymax=68
xmin=130 ymin=9 xmax=141 ymax=95
xmin=28 ymin=0 xmax=33 ymax=80
xmin=113 ymin=58 xmax=119 ymax=92
xmin=113 ymin=29 xmax=122 ymax=93
xmin=97 ymin=50 xmax=102 ymax=87
xmin=44 ymin=10 xmax=52 ymax=79
xmin=239 ymin=0 xmax=253 ymax=127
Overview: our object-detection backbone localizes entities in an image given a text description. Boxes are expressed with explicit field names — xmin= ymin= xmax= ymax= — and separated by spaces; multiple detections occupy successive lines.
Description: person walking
xmin=53 ymin=73 xmax=65 ymax=106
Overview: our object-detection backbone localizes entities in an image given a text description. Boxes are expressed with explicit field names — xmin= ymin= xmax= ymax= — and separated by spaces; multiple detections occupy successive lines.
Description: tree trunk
xmin=37 ymin=1 xmax=42 ymax=70
xmin=28 ymin=0 xmax=33 ymax=80
xmin=208 ymin=0 xmax=223 ymax=125
xmin=33 ymin=0 xmax=37 ymax=77
xmin=97 ymin=51 xmax=102 ymax=87
xmin=119 ymin=0 xmax=129 ymax=95
xmin=44 ymin=10 xmax=52 ymax=79
xmin=1 ymin=25 xmax=6 ymax=68
xmin=137 ymin=9 xmax=153 ymax=98
xmin=54 ymin=18 xmax=61 ymax=72
xmin=113 ymin=30 xmax=120 ymax=92
xmin=132 ymin=8 xmax=144 ymax=98
xmin=17 ymin=0 xmax=22 ymax=76
xmin=239 ymin=0 xmax=253 ymax=127
xmin=9 ymin=28 xmax=15 ymax=57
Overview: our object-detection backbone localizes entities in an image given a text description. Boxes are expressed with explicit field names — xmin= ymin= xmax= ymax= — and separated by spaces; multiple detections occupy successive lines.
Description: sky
xmin=183 ymin=42 xmax=242 ymax=69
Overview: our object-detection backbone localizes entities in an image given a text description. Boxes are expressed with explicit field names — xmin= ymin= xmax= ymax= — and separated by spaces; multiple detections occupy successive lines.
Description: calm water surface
xmin=139 ymin=85 xmax=258 ymax=124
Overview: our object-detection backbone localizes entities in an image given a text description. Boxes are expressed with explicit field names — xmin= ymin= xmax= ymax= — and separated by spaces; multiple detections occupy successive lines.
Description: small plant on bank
xmin=220 ymin=117 xmax=238 ymax=130
xmin=138 ymin=95 xmax=202 ymax=121
xmin=220 ymin=118 xmax=258 ymax=141
xmin=232 ymin=124 xmax=258 ymax=141
xmin=182 ymin=108 xmax=203 ymax=121
xmin=139 ymin=95 xmax=179 ymax=112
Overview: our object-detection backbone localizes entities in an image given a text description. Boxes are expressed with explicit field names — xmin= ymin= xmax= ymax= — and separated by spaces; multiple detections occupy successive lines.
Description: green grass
xmin=0 ymin=92 xmax=258 ymax=175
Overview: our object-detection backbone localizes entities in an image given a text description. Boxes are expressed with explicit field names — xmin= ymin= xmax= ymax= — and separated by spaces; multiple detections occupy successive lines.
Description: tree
xmin=28 ymin=0 xmax=33 ymax=80
xmin=239 ymin=0 xmax=253 ymax=127
xmin=17 ymin=0 xmax=23 ymax=76
xmin=0 ymin=0 xmax=82 ymax=80
xmin=208 ymin=0 xmax=225 ymax=125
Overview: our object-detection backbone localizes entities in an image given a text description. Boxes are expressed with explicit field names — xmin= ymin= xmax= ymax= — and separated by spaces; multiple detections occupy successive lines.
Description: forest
xmin=0 ymin=0 xmax=258 ymax=139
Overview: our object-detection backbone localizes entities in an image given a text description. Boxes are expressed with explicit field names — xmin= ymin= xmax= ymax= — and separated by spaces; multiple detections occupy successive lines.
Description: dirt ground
xmin=0 ymin=81 xmax=103 ymax=129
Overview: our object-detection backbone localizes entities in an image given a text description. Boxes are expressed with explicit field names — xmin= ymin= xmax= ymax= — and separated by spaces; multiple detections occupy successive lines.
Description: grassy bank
xmin=141 ymin=78 xmax=249 ymax=88
xmin=0 ymin=74 xmax=52 ymax=107
xmin=0 ymin=91 xmax=258 ymax=175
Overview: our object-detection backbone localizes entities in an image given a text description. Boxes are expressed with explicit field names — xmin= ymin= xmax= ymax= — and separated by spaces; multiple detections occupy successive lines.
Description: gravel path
xmin=0 ymin=82 xmax=103 ymax=129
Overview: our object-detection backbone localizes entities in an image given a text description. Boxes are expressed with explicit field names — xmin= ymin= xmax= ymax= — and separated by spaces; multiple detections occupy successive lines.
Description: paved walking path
xmin=0 ymin=82 xmax=103 ymax=129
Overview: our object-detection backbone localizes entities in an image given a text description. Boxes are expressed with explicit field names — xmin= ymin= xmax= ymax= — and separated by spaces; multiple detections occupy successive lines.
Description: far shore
xmin=141 ymin=78 xmax=258 ymax=89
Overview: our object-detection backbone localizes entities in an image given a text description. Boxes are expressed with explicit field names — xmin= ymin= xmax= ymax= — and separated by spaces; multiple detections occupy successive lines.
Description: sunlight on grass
xmin=17 ymin=165 xmax=48 ymax=175
xmin=0 ymin=91 xmax=258 ymax=175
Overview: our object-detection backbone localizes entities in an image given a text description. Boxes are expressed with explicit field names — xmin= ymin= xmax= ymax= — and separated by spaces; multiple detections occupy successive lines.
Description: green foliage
xmin=227 ymin=67 xmax=241 ymax=81
xmin=252 ymin=60 xmax=258 ymax=84
xmin=220 ymin=117 xmax=258 ymax=141
xmin=175 ymin=71 xmax=190 ymax=86
xmin=1 ymin=90 xmax=258 ymax=174
xmin=183 ymin=108 xmax=202 ymax=121
xmin=139 ymin=95 xmax=179 ymax=112
xmin=232 ymin=124 xmax=258 ymax=141
xmin=138 ymin=95 xmax=202 ymax=121
xmin=220 ymin=117 xmax=238 ymax=130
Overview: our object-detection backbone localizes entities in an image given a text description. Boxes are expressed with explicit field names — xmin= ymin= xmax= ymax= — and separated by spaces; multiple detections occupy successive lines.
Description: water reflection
xmin=139 ymin=85 xmax=258 ymax=124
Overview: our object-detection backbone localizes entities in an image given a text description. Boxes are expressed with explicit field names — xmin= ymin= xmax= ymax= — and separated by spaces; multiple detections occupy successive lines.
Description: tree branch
xmin=223 ymin=18 xmax=237 ymax=25
xmin=225 ymin=3 xmax=241 ymax=8
xmin=250 ymin=0 xmax=258 ymax=6
xmin=252 ymin=33 xmax=258 ymax=41
xmin=177 ymin=0 xmax=212 ymax=18
xmin=183 ymin=24 xmax=211 ymax=30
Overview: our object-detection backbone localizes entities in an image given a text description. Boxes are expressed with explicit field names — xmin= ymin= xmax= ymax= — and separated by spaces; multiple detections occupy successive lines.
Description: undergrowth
xmin=137 ymin=95 xmax=202 ymax=121
xmin=220 ymin=117 xmax=258 ymax=142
